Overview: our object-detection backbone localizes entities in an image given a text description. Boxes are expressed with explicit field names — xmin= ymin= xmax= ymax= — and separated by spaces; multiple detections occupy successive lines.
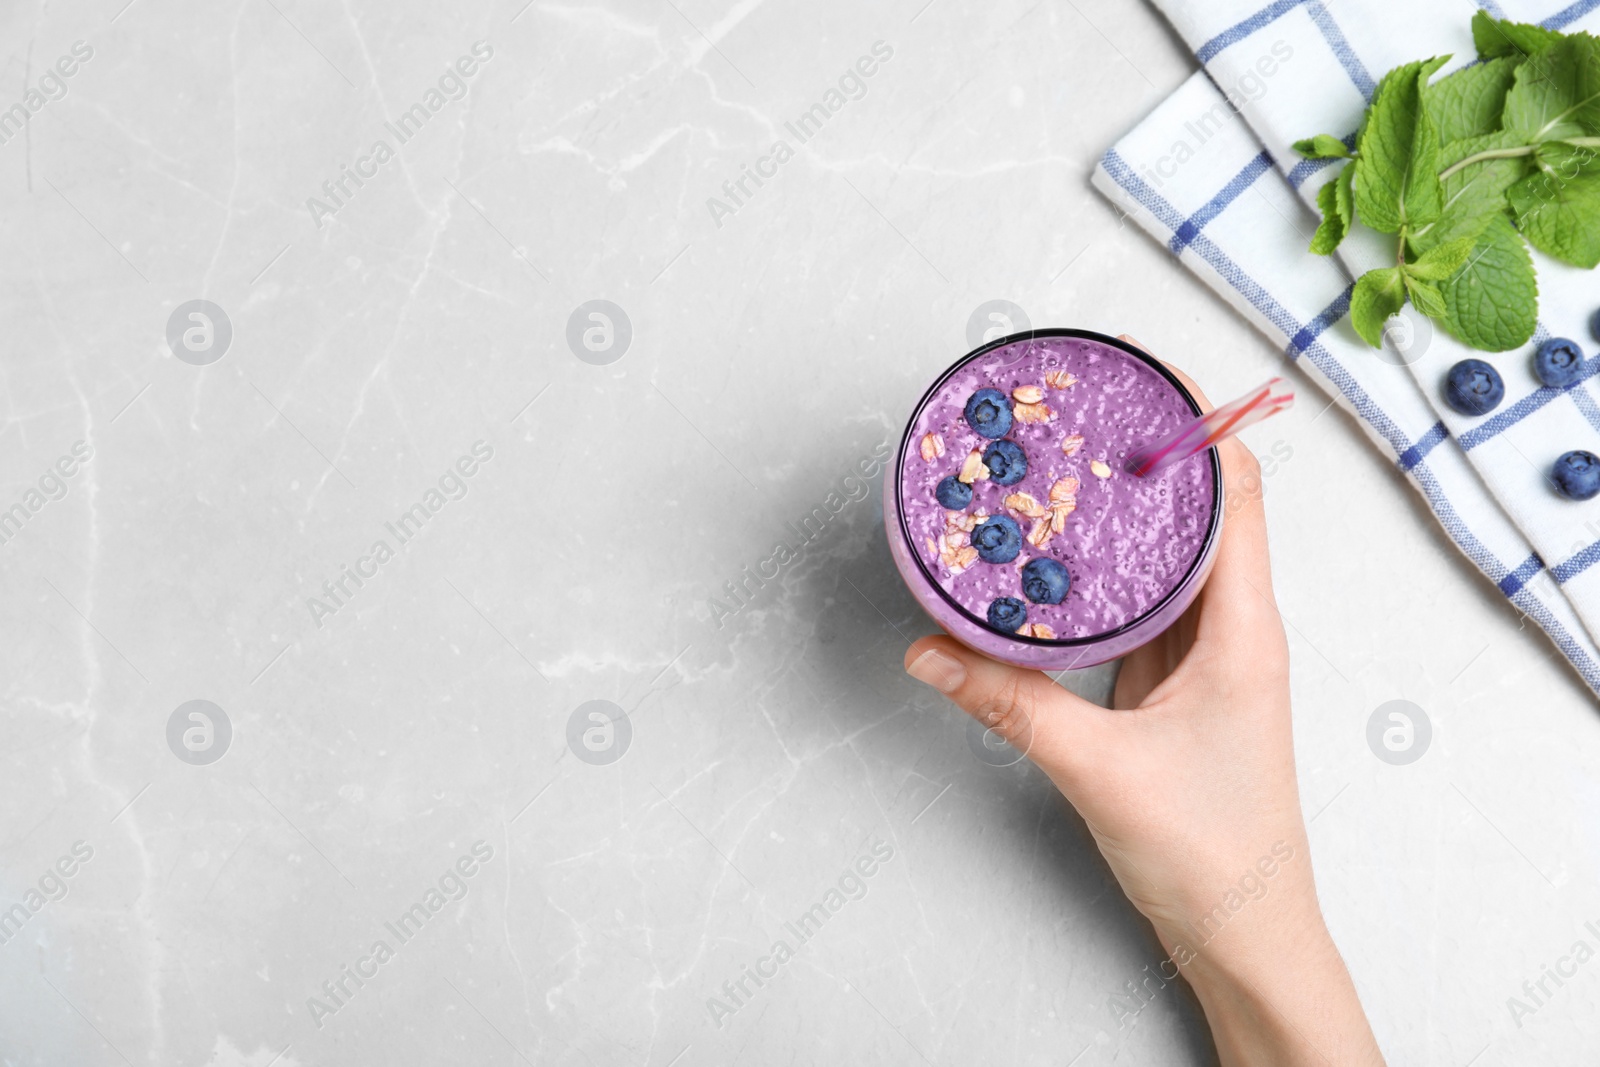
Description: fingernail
xmin=906 ymin=649 xmax=966 ymax=693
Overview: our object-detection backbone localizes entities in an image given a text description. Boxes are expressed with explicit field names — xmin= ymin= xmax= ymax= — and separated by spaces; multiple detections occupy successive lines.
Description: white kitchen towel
xmin=1091 ymin=0 xmax=1600 ymax=696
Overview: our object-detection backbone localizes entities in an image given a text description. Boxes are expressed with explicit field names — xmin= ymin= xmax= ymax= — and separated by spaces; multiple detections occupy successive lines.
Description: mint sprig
xmin=1292 ymin=134 xmax=1352 ymax=159
xmin=1298 ymin=12 xmax=1600 ymax=351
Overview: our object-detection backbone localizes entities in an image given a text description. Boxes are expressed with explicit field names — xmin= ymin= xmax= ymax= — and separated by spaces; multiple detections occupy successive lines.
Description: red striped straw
xmin=1126 ymin=377 xmax=1295 ymax=477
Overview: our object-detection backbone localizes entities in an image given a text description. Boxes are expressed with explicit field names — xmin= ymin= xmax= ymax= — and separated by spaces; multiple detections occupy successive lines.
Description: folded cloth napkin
xmin=1092 ymin=0 xmax=1600 ymax=696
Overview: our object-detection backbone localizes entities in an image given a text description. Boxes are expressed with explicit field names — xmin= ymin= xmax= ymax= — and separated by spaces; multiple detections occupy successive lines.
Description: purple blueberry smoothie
xmin=887 ymin=331 xmax=1220 ymax=665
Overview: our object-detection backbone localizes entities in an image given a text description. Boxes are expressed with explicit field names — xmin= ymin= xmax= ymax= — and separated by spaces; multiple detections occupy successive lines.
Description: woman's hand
xmin=903 ymin=349 xmax=1383 ymax=1066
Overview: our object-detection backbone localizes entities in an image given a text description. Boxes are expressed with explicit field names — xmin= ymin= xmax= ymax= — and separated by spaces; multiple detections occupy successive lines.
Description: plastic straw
xmin=1126 ymin=377 xmax=1295 ymax=477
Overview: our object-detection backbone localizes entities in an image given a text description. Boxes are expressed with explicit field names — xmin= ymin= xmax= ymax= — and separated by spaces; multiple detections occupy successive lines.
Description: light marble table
xmin=3 ymin=1 xmax=1598 ymax=1064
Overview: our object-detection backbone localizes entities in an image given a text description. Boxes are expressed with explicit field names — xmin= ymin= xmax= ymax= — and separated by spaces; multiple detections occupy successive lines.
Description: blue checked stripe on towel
xmin=1091 ymin=0 xmax=1600 ymax=696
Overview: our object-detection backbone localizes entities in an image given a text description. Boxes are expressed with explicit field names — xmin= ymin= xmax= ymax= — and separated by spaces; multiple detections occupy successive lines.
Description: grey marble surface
xmin=3 ymin=1 xmax=1599 ymax=1064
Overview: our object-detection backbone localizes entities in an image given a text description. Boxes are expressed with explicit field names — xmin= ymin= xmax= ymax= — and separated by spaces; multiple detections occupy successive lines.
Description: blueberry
xmin=983 ymin=440 xmax=1028 ymax=485
xmin=1444 ymin=359 xmax=1505 ymax=416
xmin=1020 ymin=558 xmax=1071 ymax=604
xmin=1552 ymin=450 xmax=1600 ymax=501
xmin=963 ymin=389 xmax=1013 ymax=439
xmin=971 ymin=514 xmax=1021 ymax=563
xmin=1590 ymin=307 xmax=1600 ymax=344
xmin=934 ymin=476 xmax=972 ymax=509
xmin=1534 ymin=337 xmax=1587 ymax=388
xmin=987 ymin=597 xmax=1028 ymax=632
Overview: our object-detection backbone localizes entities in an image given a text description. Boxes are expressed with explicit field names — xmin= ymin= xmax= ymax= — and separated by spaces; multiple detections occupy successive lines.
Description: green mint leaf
xmin=1438 ymin=213 xmax=1538 ymax=351
xmin=1502 ymin=35 xmax=1600 ymax=143
xmin=1405 ymin=235 xmax=1477 ymax=280
xmin=1411 ymin=131 xmax=1531 ymax=253
xmin=1425 ymin=56 xmax=1521 ymax=142
xmin=1506 ymin=141 xmax=1600 ymax=267
xmin=1309 ymin=175 xmax=1350 ymax=255
xmin=1336 ymin=162 xmax=1356 ymax=228
xmin=1404 ymin=275 xmax=1448 ymax=319
xmin=1350 ymin=267 xmax=1407 ymax=348
xmin=1471 ymin=12 xmax=1563 ymax=61
xmin=1356 ymin=57 xmax=1450 ymax=234
xmin=1293 ymin=134 xmax=1352 ymax=159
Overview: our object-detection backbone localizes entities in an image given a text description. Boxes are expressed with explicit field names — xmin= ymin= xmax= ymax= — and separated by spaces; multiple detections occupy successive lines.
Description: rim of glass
xmin=892 ymin=328 xmax=1224 ymax=647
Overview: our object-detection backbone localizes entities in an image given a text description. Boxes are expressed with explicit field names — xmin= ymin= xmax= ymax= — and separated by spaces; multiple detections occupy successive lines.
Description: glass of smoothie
xmin=884 ymin=329 xmax=1223 ymax=671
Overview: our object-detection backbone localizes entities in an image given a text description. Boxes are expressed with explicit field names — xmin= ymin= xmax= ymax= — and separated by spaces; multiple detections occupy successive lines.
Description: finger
xmin=904 ymin=635 xmax=1104 ymax=780
xmin=1194 ymin=436 xmax=1286 ymax=651
xmin=1211 ymin=436 xmax=1275 ymax=585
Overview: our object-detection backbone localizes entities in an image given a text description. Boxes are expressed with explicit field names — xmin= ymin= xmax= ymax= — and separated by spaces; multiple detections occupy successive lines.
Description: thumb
xmin=904 ymin=635 xmax=1104 ymax=779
